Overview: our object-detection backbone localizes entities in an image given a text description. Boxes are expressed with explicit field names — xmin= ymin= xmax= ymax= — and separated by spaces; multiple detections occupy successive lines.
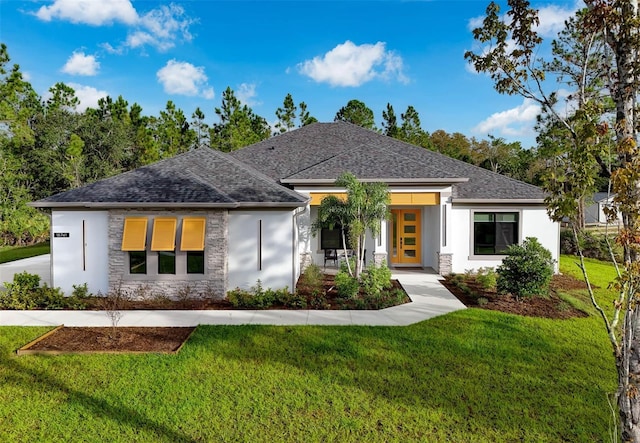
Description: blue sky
xmin=1 ymin=0 xmax=579 ymax=148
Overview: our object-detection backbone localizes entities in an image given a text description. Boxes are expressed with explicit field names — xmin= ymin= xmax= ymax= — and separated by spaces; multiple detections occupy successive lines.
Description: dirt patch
xmin=442 ymin=274 xmax=589 ymax=320
xmin=18 ymin=327 xmax=195 ymax=354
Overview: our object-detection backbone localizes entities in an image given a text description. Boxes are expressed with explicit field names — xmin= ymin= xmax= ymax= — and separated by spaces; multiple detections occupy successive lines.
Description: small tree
xmin=496 ymin=237 xmax=554 ymax=300
xmin=312 ymin=172 xmax=389 ymax=278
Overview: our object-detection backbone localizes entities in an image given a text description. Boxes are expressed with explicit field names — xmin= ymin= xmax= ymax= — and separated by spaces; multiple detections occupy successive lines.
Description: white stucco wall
xmin=449 ymin=205 xmax=560 ymax=273
xmin=228 ymin=210 xmax=295 ymax=291
xmin=51 ymin=210 xmax=109 ymax=295
xmin=422 ymin=205 xmax=440 ymax=269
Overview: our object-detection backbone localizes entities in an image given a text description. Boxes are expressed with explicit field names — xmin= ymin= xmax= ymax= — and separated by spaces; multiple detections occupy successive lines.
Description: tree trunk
xmin=608 ymin=0 xmax=640 ymax=439
xmin=619 ymin=307 xmax=640 ymax=442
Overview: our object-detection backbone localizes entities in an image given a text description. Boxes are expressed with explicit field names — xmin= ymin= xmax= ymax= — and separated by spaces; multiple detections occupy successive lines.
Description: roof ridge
xmin=210 ymin=147 xmax=308 ymax=202
xmin=378 ymin=135 xmax=544 ymax=192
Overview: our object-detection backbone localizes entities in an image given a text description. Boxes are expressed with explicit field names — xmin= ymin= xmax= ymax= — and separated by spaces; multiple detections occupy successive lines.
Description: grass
xmin=0 ymin=242 xmax=50 ymax=264
xmin=0 ymin=255 xmax=620 ymax=442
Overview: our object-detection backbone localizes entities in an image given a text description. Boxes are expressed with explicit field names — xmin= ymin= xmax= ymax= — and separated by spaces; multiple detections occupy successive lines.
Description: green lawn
xmin=0 ymin=256 xmax=619 ymax=442
xmin=0 ymin=242 xmax=50 ymax=264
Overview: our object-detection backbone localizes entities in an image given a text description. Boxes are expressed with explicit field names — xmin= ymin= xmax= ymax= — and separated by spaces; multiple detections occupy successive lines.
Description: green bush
xmin=334 ymin=270 xmax=359 ymax=299
xmin=475 ymin=267 xmax=497 ymax=291
xmin=226 ymin=287 xmax=255 ymax=308
xmin=0 ymin=272 xmax=85 ymax=310
xmin=300 ymin=264 xmax=323 ymax=290
xmin=497 ymin=237 xmax=554 ymax=299
xmin=226 ymin=281 xmax=288 ymax=309
xmin=360 ymin=263 xmax=392 ymax=297
xmin=560 ymin=228 xmax=621 ymax=262
xmin=277 ymin=290 xmax=307 ymax=309
xmin=72 ymin=283 xmax=90 ymax=299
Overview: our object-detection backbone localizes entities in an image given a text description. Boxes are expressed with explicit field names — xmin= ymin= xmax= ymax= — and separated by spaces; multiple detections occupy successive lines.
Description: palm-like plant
xmin=312 ymin=172 xmax=389 ymax=278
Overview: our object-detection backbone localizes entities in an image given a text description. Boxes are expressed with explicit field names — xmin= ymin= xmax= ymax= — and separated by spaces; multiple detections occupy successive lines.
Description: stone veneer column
xmin=438 ymin=252 xmax=453 ymax=276
xmin=373 ymin=252 xmax=387 ymax=266
xmin=108 ymin=209 xmax=228 ymax=299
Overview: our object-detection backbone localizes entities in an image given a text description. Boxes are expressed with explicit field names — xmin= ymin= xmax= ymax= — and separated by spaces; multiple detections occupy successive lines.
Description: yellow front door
xmin=390 ymin=209 xmax=421 ymax=265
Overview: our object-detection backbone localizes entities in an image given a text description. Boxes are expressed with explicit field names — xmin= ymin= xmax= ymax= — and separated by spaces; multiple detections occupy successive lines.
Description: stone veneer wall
xmin=437 ymin=252 xmax=453 ymax=276
xmin=373 ymin=252 xmax=387 ymax=266
xmin=108 ymin=209 xmax=228 ymax=299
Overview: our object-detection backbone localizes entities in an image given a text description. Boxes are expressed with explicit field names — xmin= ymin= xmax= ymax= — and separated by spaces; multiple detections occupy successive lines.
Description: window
xmin=122 ymin=215 xmax=207 ymax=276
xmin=158 ymin=251 xmax=176 ymax=274
xmin=321 ymin=226 xmax=351 ymax=250
xmin=129 ymin=251 xmax=147 ymax=274
xmin=473 ymin=212 xmax=518 ymax=255
xmin=187 ymin=251 xmax=205 ymax=274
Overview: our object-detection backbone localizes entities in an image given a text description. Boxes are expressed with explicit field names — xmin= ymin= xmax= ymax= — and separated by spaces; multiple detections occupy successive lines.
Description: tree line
xmin=1 ymin=43 xmax=543 ymax=246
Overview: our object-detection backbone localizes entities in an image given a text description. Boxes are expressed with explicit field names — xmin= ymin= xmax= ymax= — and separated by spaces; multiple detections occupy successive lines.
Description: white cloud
xmin=35 ymin=0 xmax=138 ymax=25
xmin=297 ymin=40 xmax=408 ymax=87
xmin=536 ymin=4 xmax=577 ymax=37
xmin=236 ymin=83 xmax=260 ymax=107
xmin=34 ymin=1 xmax=194 ymax=52
xmin=42 ymin=83 xmax=108 ymax=112
xmin=125 ymin=4 xmax=194 ymax=52
xmin=467 ymin=2 xmax=577 ymax=38
xmin=61 ymin=51 xmax=100 ymax=76
xmin=473 ymin=98 xmax=541 ymax=137
xmin=156 ymin=60 xmax=214 ymax=99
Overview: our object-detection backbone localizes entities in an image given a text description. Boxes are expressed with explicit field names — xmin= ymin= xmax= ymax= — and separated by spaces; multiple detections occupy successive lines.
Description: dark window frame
xmin=187 ymin=251 xmax=205 ymax=274
xmin=473 ymin=212 xmax=519 ymax=255
xmin=158 ymin=250 xmax=176 ymax=274
xmin=129 ymin=251 xmax=147 ymax=274
xmin=321 ymin=225 xmax=351 ymax=250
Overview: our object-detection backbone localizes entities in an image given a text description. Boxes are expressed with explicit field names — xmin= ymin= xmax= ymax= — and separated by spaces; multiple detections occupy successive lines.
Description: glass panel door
xmin=390 ymin=209 xmax=421 ymax=265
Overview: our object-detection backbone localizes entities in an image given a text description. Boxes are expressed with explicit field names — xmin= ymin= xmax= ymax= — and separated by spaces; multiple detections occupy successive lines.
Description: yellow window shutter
xmin=151 ymin=217 xmax=177 ymax=251
xmin=121 ymin=217 xmax=148 ymax=251
xmin=180 ymin=217 xmax=206 ymax=251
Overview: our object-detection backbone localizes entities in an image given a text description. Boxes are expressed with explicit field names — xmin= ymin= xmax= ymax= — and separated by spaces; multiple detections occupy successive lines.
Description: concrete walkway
xmin=0 ymin=256 xmax=465 ymax=327
xmin=0 ymin=254 xmax=51 ymax=290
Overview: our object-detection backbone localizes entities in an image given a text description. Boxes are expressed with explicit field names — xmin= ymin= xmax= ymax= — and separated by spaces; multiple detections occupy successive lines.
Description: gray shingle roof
xmin=231 ymin=121 xmax=546 ymax=201
xmin=33 ymin=122 xmax=546 ymax=208
xmin=32 ymin=148 xmax=308 ymax=208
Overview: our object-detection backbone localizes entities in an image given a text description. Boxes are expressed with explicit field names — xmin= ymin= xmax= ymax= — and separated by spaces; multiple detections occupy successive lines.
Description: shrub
xmin=560 ymin=227 xmax=621 ymax=262
xmin=475 ymin=267 xmax=497 ymax=291
xmin=497 ymin=237 xmax=554 ymax=300
xmin=71 ymin=283 xmax=90 ymax=299
xmin=277 ymin=290 xmax=307 ymax=309
xmin=334 ymin=270 xmax=359 ymax=299
xmin=227 ymin=287 xmax=255 ymax=308
xmin=300 ymin=264 xmax=324 ymax=290
xmin=226 ymin=281 xmax=285 ymax=309
xmin=0 ymin=272 xmax=86 ymax=310
xmin=308 ymin=291 xmax=330 ymax=309
xmin=360 ymin=263 xmax=392 ymax=298
xmin=477 ymin=297 xmax=489 ymax=306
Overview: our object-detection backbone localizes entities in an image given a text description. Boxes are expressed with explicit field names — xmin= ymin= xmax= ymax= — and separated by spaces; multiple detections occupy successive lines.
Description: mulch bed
xmin=442 ymin=274 xmax=590 ymax=319
xmin=18 ymin=327 xmax=195 ymax=355
xmin=79 ymin=275 xmax=408 ymax=310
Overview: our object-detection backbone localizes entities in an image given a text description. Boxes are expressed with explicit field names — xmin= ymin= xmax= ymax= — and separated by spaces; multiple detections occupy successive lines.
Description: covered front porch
xmin=297 ymin=188 xmax=454 ymax=275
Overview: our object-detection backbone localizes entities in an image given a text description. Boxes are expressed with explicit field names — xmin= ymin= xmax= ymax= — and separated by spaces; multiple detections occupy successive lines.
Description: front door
xmin=390 ymin=209 xmax=421 ymax=265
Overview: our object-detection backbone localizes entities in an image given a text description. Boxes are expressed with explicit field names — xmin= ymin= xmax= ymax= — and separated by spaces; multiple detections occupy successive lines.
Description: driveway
xmin=0 ymin=254 xmax=51 ymax=289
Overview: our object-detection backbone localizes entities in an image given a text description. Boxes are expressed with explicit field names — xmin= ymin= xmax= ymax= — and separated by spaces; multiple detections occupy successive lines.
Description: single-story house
xmin=585 ymin=192 xmax=621 ymax=225
xmin=31 ymin=122 xmax=559 ymax=297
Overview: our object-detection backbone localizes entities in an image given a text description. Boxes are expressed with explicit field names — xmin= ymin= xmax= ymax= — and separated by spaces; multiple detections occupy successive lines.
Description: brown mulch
xmin=79 ymin=275 xmax=408 ymax=311
xmin=17 ymin=274 xmax=409 ymax=354
xmin=442 ymin=274 xmax=590 ymax=319
xmin=20 ymin=327 xmax=195 ymax=354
